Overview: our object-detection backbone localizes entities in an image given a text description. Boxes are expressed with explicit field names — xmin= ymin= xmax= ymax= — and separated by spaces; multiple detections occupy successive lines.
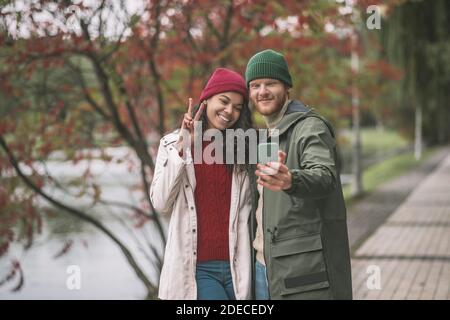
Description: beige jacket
xmin=150 ymin=131 xmax=252 ymax=300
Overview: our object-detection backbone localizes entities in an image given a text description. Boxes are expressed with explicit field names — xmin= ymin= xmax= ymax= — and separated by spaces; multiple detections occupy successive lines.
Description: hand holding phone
xmin=256 ymin=148 xmax=292 ymax=191
xmin=257 ymin=142 xmax=279 ymax=164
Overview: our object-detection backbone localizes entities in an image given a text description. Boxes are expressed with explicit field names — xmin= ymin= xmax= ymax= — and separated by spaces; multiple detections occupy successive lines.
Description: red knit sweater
xmin=194 ymin=146 xmax=233 ymax=262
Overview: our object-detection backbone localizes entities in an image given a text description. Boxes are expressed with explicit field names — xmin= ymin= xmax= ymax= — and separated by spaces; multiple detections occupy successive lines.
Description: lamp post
xmin=351 ymin=5 xmax=363 ymax=197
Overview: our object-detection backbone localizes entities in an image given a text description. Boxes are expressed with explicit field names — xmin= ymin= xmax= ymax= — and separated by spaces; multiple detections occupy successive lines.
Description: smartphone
xmin=257 ymin=142 xmax=279 ymax=164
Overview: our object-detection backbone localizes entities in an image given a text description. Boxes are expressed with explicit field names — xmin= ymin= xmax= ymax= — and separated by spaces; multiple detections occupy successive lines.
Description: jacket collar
xmin=162 ymin=130 xmax=180 ymax=144
xmin=271 ymin=100 xmax=314 ymax=137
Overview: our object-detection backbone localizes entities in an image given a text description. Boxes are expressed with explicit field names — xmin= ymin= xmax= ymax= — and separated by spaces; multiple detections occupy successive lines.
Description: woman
xmin=150 ymin=68 xmax=255 ymax=300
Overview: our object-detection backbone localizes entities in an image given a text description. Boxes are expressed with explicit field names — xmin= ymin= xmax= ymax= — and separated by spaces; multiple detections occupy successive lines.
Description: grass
xmin=359 ymin=128 xmax=409 ymax=153
xmin=339 ymin=128 xmax=411 ymax=175
xmin=343 ymin=147 xmax=438 ymax=204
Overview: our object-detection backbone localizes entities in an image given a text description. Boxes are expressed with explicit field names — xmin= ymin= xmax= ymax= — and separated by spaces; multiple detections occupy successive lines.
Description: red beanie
xmin=199 ymin=68 xmax=248 ymax=103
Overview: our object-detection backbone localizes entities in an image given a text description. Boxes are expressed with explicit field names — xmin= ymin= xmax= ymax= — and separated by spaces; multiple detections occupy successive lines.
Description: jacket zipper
xmin=267 ymin=227 xmax=278 ymax=243
xmin=248 ymin=169 xmax=257 ymax=299
xmin=230 ymin=169 xmax=243 ymax=297
xmin=262 ymin=187 xmax=272 ymax=299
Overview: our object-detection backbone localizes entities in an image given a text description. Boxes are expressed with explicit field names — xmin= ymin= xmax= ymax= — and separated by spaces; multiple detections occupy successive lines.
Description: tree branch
xmin=65 ymin=59 xmax=111 ymax=120
xmin=147 ymin=1 xmax=165 ymax=135
xmin=0 ymin=135 xmax=157 ymax=297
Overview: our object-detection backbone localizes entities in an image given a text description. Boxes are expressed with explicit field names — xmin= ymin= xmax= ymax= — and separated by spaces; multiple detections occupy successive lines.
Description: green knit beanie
xmin=245 ymin=49 xmax=292 ymax=87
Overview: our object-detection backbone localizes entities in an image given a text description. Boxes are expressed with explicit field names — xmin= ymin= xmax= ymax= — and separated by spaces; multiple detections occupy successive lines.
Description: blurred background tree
xmin=382 ymin=0 xmax=450 ymax=159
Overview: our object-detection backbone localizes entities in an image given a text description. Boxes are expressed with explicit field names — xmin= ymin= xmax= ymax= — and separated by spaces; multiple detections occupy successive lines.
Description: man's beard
xmin=250 ymin=95 xmax=287 ymax=116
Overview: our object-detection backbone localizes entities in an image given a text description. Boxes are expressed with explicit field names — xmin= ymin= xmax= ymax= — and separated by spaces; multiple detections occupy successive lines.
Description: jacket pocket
xmin=271 ymin=233 xmax=330 ymax=297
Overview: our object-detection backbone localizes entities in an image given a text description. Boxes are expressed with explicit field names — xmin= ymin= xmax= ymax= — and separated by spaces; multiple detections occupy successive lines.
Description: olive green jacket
xmin=260 ymin=100 xmax=352 ymax=300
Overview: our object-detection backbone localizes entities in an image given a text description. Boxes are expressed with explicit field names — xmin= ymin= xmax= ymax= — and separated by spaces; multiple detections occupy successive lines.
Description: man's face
xmin=249 ymin=78 xmax=289 ymax=116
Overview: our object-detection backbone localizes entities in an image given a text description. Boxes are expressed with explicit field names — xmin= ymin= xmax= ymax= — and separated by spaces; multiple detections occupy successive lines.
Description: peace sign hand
xmin=177 ymin=98 xmax=206 ymax=153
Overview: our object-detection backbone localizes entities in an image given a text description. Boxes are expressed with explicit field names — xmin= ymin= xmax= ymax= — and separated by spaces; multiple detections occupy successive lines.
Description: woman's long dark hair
xmin=192 ymin=96 xmax=254 ymax=174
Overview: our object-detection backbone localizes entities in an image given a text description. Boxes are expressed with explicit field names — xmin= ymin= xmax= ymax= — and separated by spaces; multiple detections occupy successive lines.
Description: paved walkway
xmin=347 ymin=147 xmax=450 ymax=251
xmin=351 ymin=151 xmax=450 ymax=299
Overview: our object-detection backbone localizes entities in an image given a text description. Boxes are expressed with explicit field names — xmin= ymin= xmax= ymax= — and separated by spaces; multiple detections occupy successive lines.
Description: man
xmin=246 ymin=49 xmax=352 ymax=300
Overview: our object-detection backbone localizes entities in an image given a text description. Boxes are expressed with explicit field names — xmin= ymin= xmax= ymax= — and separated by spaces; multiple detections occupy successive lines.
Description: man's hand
xmin=255 ymin=150 xmax=292 ymax=192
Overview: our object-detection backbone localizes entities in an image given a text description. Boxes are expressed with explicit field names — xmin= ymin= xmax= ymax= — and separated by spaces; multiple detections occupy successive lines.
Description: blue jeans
xmin=255 ymin=260 xmax=270 ymax=300
xmin=196 ymin=261 xmax=236 ymax=300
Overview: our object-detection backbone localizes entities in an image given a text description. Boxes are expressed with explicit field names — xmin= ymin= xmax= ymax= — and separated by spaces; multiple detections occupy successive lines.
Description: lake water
xmin=0 ymin=147 xmax=166 ymax=300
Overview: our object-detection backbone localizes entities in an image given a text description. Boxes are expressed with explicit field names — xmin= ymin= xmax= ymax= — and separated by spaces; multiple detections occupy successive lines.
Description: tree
xmin=382 ymin=0 xmax=450 ymax=151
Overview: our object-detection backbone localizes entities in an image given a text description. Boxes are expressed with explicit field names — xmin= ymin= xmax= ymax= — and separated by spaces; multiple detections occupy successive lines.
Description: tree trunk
xmin=351 ymin=32 xmax=364 ymax=197
xmin=414 ymin=104 xmax=422 ymax=160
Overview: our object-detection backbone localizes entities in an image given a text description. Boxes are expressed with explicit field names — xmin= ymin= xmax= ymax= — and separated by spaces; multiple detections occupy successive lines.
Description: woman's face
xmin=204 ymin=91 xmax=244 ymax=130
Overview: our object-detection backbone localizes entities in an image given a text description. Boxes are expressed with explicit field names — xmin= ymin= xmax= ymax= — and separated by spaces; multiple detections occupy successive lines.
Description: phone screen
xmin=257 ymin=142 xmax=279 ymax=164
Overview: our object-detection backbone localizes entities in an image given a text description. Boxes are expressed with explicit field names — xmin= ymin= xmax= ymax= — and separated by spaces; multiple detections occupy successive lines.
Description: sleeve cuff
xmin=283 ymin=169 xmax=301 ymax=196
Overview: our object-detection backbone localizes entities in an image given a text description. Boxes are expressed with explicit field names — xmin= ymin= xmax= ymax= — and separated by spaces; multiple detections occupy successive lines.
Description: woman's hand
xmin=177 ymin=98 xmax=205 ymax=154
